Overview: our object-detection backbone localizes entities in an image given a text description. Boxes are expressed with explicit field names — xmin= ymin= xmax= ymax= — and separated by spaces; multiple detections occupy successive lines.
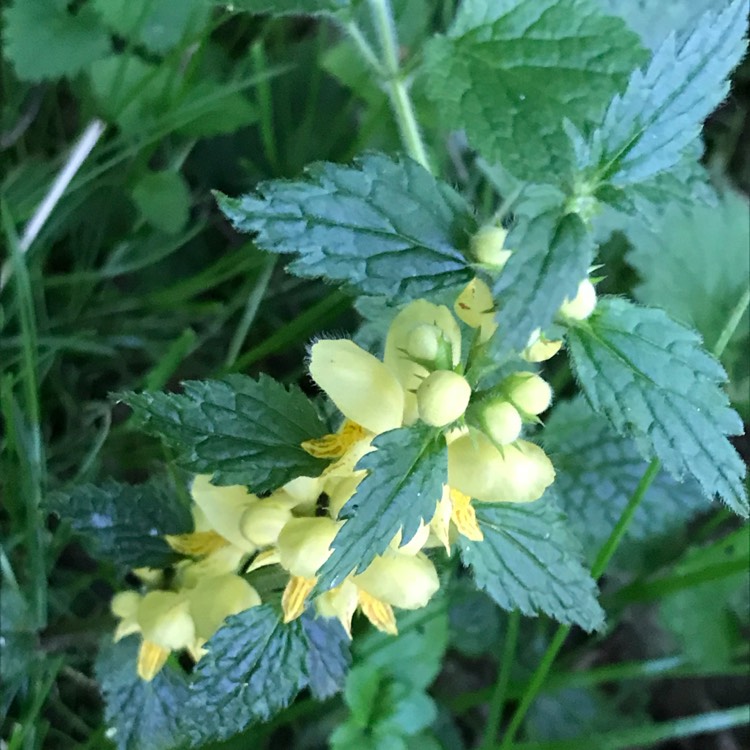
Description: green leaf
xmin=184 ymin=605 xmax=308 ymax=744
xmin=301 ymin=614 xmax=352 ymax=700
xmin=131 ymin=171 xmax=191 ymax=235
xmin=46 ymin=478 xmax=193 ymax=571
xmin=422 ymin=0 xmax=645 ymax=181
xmin=93 ymin=0 xmax=211 ymax=54
xmin=660 ymin=529 xmax=750 ymax=668
xmin=577 ymin=0 xmax=748 ymax=190
xmin=491 ymin=211 xmax=593 ymax=354
xmin=97 ymin=638 xmax=193 ymax=750
xmin=0 ymin=586 xmax=37 ymax=689
xmin=174 ymin=81 xmax=258 ymax=138
xmin=217 ymin=153 xmax=475 ymax=301
xmin=210 ymin=0 xmax=353 ymax=17
xmin=3 ymin=0 xmax=110 ymax=81
xmin=119 ymin=374 xmax=329 ymax=495
xmin=543 ymin=397 xmax=707 ymax=566
xmin=565 ymin=297 xmax=748 ymax=517
xmin=460 ymin=495 xmax=605 ymax=631
xmin=315 ymin=426 xmax=447 ymax=591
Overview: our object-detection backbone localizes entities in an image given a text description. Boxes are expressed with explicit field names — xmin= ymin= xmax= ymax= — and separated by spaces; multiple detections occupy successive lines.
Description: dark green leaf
xmin=4 ymin=0 xmax=110 ymax=81
xmin=301 ymin=613 xmax=351 ymax=699
xmin=46 ymin=478 xmax=193 ymax=570
xmin=579 ymin=0 xmax=747 ymax=189
xmin=566 ymin=297 xmax=748 ymax=517
xmin=97 ymin=638 xmax=192 ymax=750
xmin=119 ymin=374 xmax=329 ymax=494
xmin=422 ymin=0 xmax=645 ymax=181
xmin=184 ymin=605 xmax=308 ymax=744
xmin=209 ymin=0 xmax=353 ymax=17
xmin=217 ymin=153 xmax=475 ymax=301
xmin=460 ymin=495 xmax=605 ymax=631
xmin=544 ymin=397 xmax=707 ymax=566
xmin=491 ymin=211 xmax=593 ymax=354
xmin=0 ymin=586 xmax=37 ymax=688
xmin=315 ymin=426 xmax=447 ymax=591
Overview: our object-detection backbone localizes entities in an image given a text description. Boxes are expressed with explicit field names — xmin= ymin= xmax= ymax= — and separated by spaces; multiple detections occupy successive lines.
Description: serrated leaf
xmin=490 ymin=211 xmax=593 ymax=354
xmin=422 ymin=0 xmax=645 ymax=181
xmin=566 ymin=297 xmax=748 ymax=517
xmin=544 ymin=397 xmax=707 ymax=566
xmin=97 ymin=638 xmax=192 ymax=750
xmin=93 ymin=0 xmax=210 ymax=54
xmin=315 ymin=426 xmax=447 ymax=591
xmin=459 ymin=495 xmax=605 ymax=631
xmin=132 ymin=171 xmax=191 ymax=235
xmin=3 ymin=0 xmax=111 ymax=81
xmin=120 ymin=374 xmax=329 ymax=494
xmin=46 ymin=478 xmax=193 ymax=570
xmin=217 ymin=153 xmax=475 ymax=301
xmin=301 ymin=614 xmax=351 ymax=699
xmin=183 ymin=605 xmax=308 ymax=744
xmin=580 ymin=0 xmax=748 ymax=189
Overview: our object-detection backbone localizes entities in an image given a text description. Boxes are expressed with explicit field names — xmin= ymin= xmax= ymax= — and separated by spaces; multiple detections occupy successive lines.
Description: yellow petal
xmin=470 ymin=226 xmax=512 ymax=268
xmin=315 ymin=580 xmax=359 ymax=637
xmin=309 ymin=340 xmax=404 ymax=434
xmin=188 ymin=574 xmax=261 ymax=639
xmin=277 ymin=517 xmax=340 ymax=578
xmin=113 ymin=619 xmax=141 ymax=643
xmin=111 ymin=590 xmax=141 ymax=619
xmin=358 ymin=590 xmax=398 ymax=635
xmin=190 ymin=475 xmax=259 ymax=552
xmin=240 ymin=500 xmax=292 ymax=547
xmin=448 ymin=433 xmax=555 ymax=503
xmin=246 ymin=548 xmax=280 ymax=572
xmin=522 ymin=330 xmax=563 ymax=363
xmin=449 ymin=488 xmax=483 ymax=541
xmin=177 ymin=544 xmax=247 ymax=586
xmin=137 ymin=591 xmax=195 ymax=651
xmin=137 ymin=640 xmax=170 ymax=681
xmin=354 ymin=552 xmax=439 ymax=610
xmin=282 ymin=576 xmax=316 ymax=623
xmin=390 ymin=520 xmax=431 ymax=555
xmin=429 ymin=487 xmax=453 ymax=554
xmin=165 ymin=530 xmax=229 ymax=557
xmin=302 ymin=419 xmax=369 ymax=459
xmin=454 ymin=278 xmax=498 ymax=343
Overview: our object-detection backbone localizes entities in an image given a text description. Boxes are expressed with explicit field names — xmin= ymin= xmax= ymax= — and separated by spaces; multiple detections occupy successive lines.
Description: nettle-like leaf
xmin=184 ymin=606 xmax=349 ymax=745
xmin=217 ymin=153 xmax=475 ymax=301
xmin=490 ymin=211 xmax=593 ymax=354
xmin=566 ymin=297 xmax=748 ymax=517
xmin=3 ymin=0 xmax=111 ymax=81
xmin=315 ymin=426 xmax=447 ymax=591
xmin=422 ymin=0 xmax=645 ymax=181
xmin=98 ymin=638 xmax=193 ymax=750
xmin=459 ymin=495 xmax=605 ymax=631
xmin=46 ymin=479 xmax=193 ymax=571
xmin=544 ymin=397 xmax=707 ymax=566
xmin=119 ymin=374 xmax=329 ymax=494
xmin=576 ymin=0 xmax=747 ymax=194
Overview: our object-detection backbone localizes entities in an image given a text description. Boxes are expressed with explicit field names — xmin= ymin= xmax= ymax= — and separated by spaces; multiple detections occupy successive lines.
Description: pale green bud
xmin=470 ymin=226 xmax=512 ymax=268
xmin=417 ymin=370 xmax=471 ymax=427
xmin=483 ymin=400 xmax=523 ymax=445
xmin=240 ymin=501 xmax=292 ymax=547
xmin=559 ymin=279 xmax=597 ymax=320
xmin=406 ymin=324 xmax=441 ymax=362
xmin=507 ymin=372 xmax=552 ymax=415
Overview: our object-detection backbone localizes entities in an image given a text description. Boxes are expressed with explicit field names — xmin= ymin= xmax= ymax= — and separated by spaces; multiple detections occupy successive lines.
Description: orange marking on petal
xmin=165 ymin=530 xmax=229 ymax=557
xmin=137 ymin=640 xmax=170 ymax=681
xmin=450 ymin=488 xmax=484 ymax=541
xmin=302 ymin=420 xmax=368 ymax=459
xmin=281 ymin=576 xmax=316 ymax=623
xmin=358 ymin=590 xmax=398 ymax=635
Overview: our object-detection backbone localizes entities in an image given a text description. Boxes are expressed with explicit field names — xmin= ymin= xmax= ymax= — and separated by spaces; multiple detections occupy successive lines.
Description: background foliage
xmin=1 ymin=1 xmax=748 ymax=749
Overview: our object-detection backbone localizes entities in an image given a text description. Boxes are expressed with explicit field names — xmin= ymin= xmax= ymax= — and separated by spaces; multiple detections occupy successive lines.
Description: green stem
xmin=481 ymin=610 xmax=521 ymax=748
xmin=499 ymin=458 xmax=662 ymax=749
xmin=366 ymin=0 xmax=430 ymax=170
xmin=713 ymin=286 xmax=749 ymax=359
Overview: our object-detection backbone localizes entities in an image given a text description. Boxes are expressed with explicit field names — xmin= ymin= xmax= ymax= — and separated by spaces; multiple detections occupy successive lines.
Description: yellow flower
xmin=454 ymin=277 xmax=498 ymax=343
xmin=469 ymin=225 xmax=513 ymax=268
xmin=522 ymin=329 xmax=563 ymax=362
xmin=558 ymin=279 xmax=597 ymax=320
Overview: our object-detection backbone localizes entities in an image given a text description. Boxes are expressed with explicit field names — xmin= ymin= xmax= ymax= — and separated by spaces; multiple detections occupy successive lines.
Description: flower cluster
xmin=112 ymin=225 xmax=599 ymax=680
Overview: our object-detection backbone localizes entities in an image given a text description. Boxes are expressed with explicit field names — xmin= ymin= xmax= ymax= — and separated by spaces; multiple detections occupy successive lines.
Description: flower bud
xmin=522 ymin=329 xmax=562 ymax=362
xmin=240 ymin=501 xmax=292 ymax=547
xmin=188 ymin=574 xmax=261 ymax=639
xmin=277 ymin=517 xmax=341 ymax=578
xmin=482 ymin=400 xmax=523 ymax=445
xmin=558 ymin=279 xmax=597 ymax=320
xmin=406 ymin=324 xmax=441 ymax=362
xmin=470 ymin=226 xmax=512 ymax=268
xmin=353 ymin=552 xmax=439 ymax=610
xmin=417 ymin=370 xmax=471 ymax=427
xmin=137 ymin=591 xmax=195 ymax=651
xmin=506 ymin=372 xmax=552 ymax=415
xmin=448 ymin=433 xmax=555 ymax=503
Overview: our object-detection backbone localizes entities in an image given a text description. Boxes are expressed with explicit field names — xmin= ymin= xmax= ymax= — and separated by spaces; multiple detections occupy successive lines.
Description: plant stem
xmin=713 ymin=286 xmax=749 ymax=359
xmin=481 ymin=610 xmax=521 ymax=748
xmin=366 ymin=0 xmax=431 ymax=170
xmin=499 ymin=458 xmax=661 ymax=749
